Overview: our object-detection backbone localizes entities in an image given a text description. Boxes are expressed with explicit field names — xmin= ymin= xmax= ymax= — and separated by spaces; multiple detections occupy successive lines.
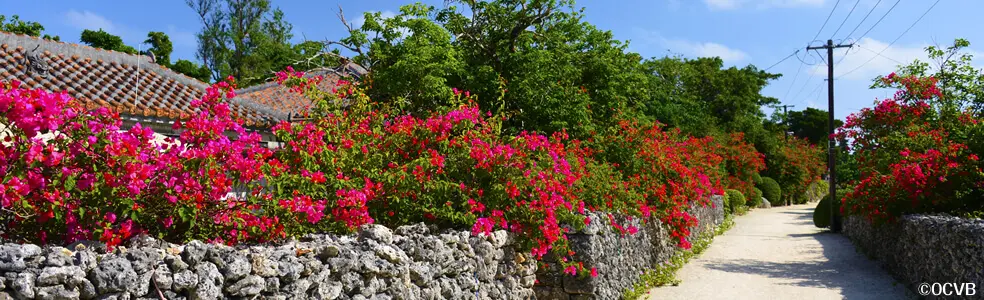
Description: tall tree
xmin=144 ymin=31 xmax=173 ymax=66
xmin=0 ymin=15 xmax=59 ymax=40
xmin=336 ymin=1 xmax=659 ymax=138
xmin=187 ymin=0 xmax=323 ymax=86
xmin=776 ymin=107 xmax=843 ymax=145
xmin=872 ymin=38 xmax=984 ymax=116
xmin=80 ymin=29 xmax=138 ymax=54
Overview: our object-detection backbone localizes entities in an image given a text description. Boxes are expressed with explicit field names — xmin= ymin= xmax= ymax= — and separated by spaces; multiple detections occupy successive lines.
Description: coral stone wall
xmin=844 ymin=214 xmax=984 ymax=299
xmin=0 ymin=224 xmax=536 ymax=300
xmin=534 ymin=195 xmax=725 ymax=299
xmin=0 ymin=196 xmax=727 ymax=300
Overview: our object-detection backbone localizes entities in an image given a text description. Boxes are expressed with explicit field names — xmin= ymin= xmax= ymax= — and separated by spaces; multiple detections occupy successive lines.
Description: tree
xmin=144 ymin=31 xmax=173 ymax=66
xmin=187 ymin=0 xmax=328 ymax=86
xmin=642 ymin=56 xmax=780 ymax=137
xmin=171 ymin=59 xmax=212 ymax=82
xmin=335 ymin=1 xmax=663 ymax=138
xmin=0 ymin=14 xmax=59 ymax=40
xmin=872 ymin=38 xmax=984 ymax=116
xmin=778 ymin=107 xmax=844 ymax=145
xmin=80 ymin=29 xmax=138 ymax=54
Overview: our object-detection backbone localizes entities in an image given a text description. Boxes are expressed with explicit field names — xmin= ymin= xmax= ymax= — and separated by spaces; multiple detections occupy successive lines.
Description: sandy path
xmin=644 ymin=204 xmax=912 ymax=300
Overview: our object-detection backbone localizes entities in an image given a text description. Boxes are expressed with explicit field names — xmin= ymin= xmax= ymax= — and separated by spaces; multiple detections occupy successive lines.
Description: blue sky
xmin=5 ymin=0 xmax=982 ymax=121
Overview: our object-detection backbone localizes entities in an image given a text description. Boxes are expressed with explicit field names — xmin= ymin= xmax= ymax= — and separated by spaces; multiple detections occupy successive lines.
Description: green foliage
xmin=813 ymin=196 xmax=832 ymax=228
xmin=171 ymin=59 xmax=212 ymax=82
xmin=335 ymin=1 xmax=779 ymax=140
xmin=778 ymin=107 xmax=843 ymax=145
xmin=802 ymin=180 xmax=829 ymax=204
xmin=641 ymin=57 xmax=780 ymax=137
xmin=187 ymin=0 xmax=340 ymax=85
xmin=724 ymin=189 xmax=746 ymax=214
xmin=144 ymin=31 xmax=173 ymax=66
xmin=80 ymin=29 xmax=137 ymax=54
xmin=758 ymin=177 xmax=781 ymax=206
xmin=835 ymin=138 xmax=859 ymax=186
xmin=872 ymin=38 xmax=984 ymax=116
xmin=0 ymin=15 xmax=59 ymax=41
xmin=748 ymin=187 xmax=763 ymax=207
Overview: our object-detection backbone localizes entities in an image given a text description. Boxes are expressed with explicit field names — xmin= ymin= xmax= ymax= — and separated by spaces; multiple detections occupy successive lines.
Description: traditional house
xmin=0 ymin=31 xmax=365 ymax=146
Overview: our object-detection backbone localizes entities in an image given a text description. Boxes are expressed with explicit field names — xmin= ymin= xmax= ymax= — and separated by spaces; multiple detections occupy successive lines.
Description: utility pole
xmin=773 ymin=104 xmax=795 ymax=142
xmin=808 ymin=39 xmax=852 ymax=233
xmin=772 ymin=104 xmax=795 ymax=206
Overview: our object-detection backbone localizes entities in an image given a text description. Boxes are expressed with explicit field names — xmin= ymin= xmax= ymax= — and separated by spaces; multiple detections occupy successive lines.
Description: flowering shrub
xmin=771 ymin=135 xmax=825 ymax=204
xmin=0 ymin=78 xmax=273 ymax=247
xmin=0 ymin=67 xmax=797 ymax=277
xmin=836 ymin=74 xmax=984 ymax=223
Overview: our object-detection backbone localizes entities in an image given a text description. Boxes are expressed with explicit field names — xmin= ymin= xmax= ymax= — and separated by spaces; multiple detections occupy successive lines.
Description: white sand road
xmin=645 ymin=204 xmax=913 ymax=300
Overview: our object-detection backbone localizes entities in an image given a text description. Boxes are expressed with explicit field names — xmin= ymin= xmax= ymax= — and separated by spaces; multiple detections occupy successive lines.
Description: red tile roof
xmin=232 ymin=64 xmax=367 ymax=120
xmin=0 ymin=31 xmax=364 ymax=127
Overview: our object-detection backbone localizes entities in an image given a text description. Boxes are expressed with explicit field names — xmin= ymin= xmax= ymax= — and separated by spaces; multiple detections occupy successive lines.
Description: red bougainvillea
xmin=837 ymin=73 xmax=984 ymax=223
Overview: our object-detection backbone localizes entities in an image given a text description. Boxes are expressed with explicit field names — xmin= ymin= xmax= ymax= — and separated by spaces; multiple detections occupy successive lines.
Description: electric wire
xmin=830 ymin=0 xmax=861 ymax=39
xmin=837 ymin=0 xmax=940 ymax=79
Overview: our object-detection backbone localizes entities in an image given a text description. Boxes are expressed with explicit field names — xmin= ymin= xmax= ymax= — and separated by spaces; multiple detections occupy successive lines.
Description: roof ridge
xmin=0 ymin=31 xmax=210 ymax=90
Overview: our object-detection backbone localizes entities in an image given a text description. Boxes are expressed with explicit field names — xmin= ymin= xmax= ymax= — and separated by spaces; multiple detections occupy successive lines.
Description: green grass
xmin=622 ymin=214 xmax=736 ymax=299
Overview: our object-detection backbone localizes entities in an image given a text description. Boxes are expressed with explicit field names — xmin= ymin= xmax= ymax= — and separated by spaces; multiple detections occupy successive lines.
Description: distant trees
xmin=80 ymin=29 xmax=139 ymax=54
xmin=186 ymin=0 xmax=340 ymax=86
xmin=0 ymin=14 xmax=59 ymax=40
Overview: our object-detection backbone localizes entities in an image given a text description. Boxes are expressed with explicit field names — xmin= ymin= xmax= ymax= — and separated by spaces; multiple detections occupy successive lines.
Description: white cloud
xmin=705 ymin=0 xmax=825 ymax=10
xmin=665 ymin=39 xmax=749 ymax=63
xmin=824 ymin=37 xmax=931 ymax=80
xmin=65 ymin=10 xmax=119 ymax=34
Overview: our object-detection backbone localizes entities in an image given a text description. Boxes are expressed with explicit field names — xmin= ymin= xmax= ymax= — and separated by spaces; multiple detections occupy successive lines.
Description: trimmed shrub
xmin=725 ymin=189 xmax=746 ymax=214
xmin=748 ymin=187 xmax=763 ymax=207
xmin=758 ymin=177 xmax=782 ymax=206
xmin=813 ymin=190 xmax=845 ymax=228
xmin=813 ymin=196 xmax=831 ymax=228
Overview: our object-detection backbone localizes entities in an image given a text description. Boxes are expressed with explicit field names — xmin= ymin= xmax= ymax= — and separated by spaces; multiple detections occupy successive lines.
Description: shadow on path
xmin=702 ymin=208 xmax=911 ymax=300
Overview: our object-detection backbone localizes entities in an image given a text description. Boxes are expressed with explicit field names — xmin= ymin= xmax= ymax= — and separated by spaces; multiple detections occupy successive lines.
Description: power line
xmin=843 ymin=0 xmax=882 ymax=40
xmin=830 ymin=0 xmax=861 ymax=39
xmin=795 ymin=50 xmax=820 ymax=65
xmin=837 ymin=0 xmax=940 ymax=79
xmin=783 ymin=59 xmax=805 ymax=101
xmin=763 ymin=49 xmax=800 ymax=71
xmin=811 ymin=0 xmax=842 ymax=43
xmin=798 ymin=80 xmax=825 ymax=105
xmin=791 ymin=63 xmax=821 ymax=101
xmin=856 ymin=43 xmax=904 ymax=64
xmin=855 ymin=0 xmax=901 ymax=43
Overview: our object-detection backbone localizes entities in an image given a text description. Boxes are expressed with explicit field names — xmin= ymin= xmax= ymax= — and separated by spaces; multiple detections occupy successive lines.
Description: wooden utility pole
xmin=807 ymin=39 xmax=852 ymax=233
xmin=773 ymin=104 xmax=795 ymax=142
xmin=772 ymin=104 xmax=795 ymax=206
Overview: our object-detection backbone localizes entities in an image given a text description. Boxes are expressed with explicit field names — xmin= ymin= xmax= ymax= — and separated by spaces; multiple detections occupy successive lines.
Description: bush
xmin=724 ymin=189 xmax=746 ymax=214
xmin=748 ymin=187 xmax=763 ymax=207
xmin=837 ymin=73 xmax=984 ymax=223
xmin=758 ymin=177 xmax=781 ymax=206
xmin=813 ymin=196 xmax=832 ymax=228
xmin=0 ymin=68 xmax=794 ymax=278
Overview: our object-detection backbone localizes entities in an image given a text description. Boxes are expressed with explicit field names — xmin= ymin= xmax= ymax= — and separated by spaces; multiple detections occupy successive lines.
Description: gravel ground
xmin=644 ymin=204 xmax=913 ymax=300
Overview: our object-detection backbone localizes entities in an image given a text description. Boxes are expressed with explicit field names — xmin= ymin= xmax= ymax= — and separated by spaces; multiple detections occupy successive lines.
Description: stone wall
xmin=0 ymin=223 xmax=536 ymax=300
xmin=534 ymin=195 xmax=726 ymax=299
xmin=843 ymin=214 xmax=984 ymax=298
